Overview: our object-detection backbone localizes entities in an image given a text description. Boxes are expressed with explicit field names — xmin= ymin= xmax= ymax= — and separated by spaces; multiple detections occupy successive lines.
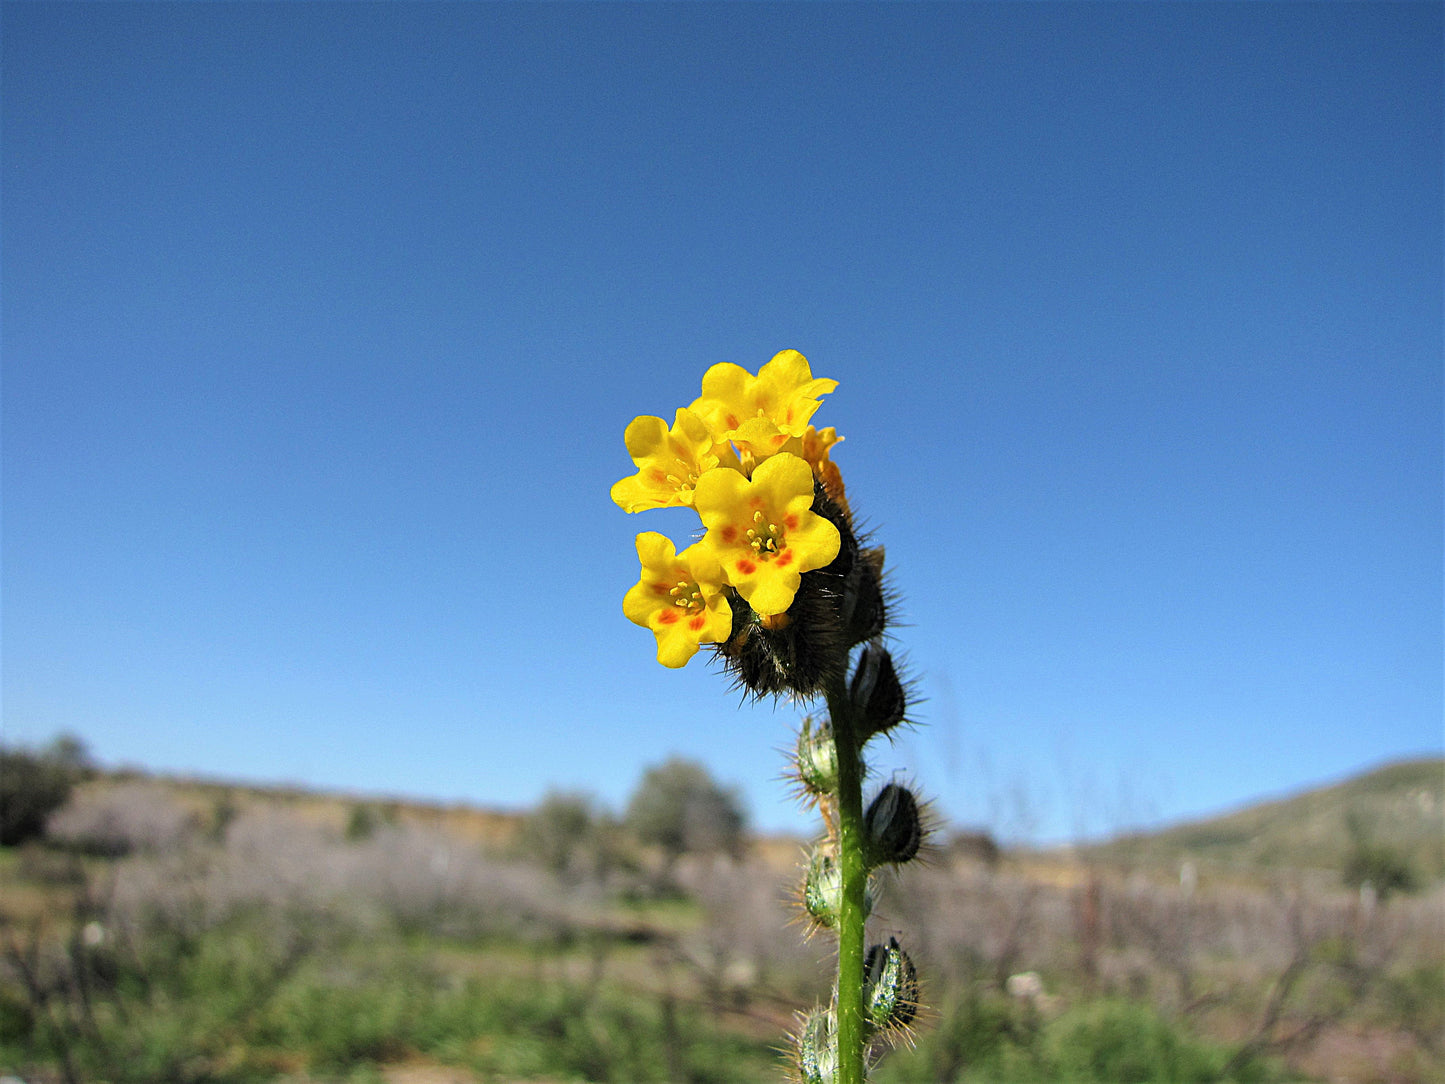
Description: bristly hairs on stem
xmin=611 ymin=353 xmax=934 ymax=1084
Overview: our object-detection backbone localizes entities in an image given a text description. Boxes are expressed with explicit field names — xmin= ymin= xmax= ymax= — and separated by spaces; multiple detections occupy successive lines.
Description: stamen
xmin=665 ymin=579 xmax=704 ymax=612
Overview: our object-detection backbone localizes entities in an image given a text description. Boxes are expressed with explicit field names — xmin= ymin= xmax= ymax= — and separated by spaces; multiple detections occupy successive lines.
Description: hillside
xmin=63 ymin=767 xmax=528 ymax=849
xmin=1084 ymin=756 xmax=1444 ymax=880
xmin=8 ymin=750 xmax=1442 ymax=1084
xmin=23 ymin=751 xmax=1444 ymax=884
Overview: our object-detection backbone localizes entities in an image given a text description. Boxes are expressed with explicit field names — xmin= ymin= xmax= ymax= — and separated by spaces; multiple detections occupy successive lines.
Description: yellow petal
xmin=688 ymin=363 xmax=753 ymax=437
xmin=758 ymin=349 xmax=839 ymax=402
xmin=688 ymin=352 xmax=837 ymax=441
xmin=610 ymin=409 xmax=718 ymax=512
xmin=623 ymin=532 xmax=733 ymax=667
xmin=694 ymin=453 xmax=840 ymax=616
xmin=730 ymin=416 xmax=795 ymax=472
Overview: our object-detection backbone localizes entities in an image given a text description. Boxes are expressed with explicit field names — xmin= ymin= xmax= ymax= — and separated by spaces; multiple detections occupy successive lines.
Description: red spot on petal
xmin=652 ymin=584 xmax=671 ymax=596
xmin=784 ymin=514 xmax=799 ymax=530
xmin=656 ymin=609 xmax=679 ymax=625
xmin=648 ymin=468 xmax=668 ymax=483
xmin=688 ymin=616 xmax=706 ymax=631
xmin=726 ymin=413 xmax=739 ymax=429
xmin=719 ymin=525 xmax=737 ymax=543
xmin=736 ymin=558 xmax=757 ymax=575
xmin=775 ymin=550 xmax=794 ymax=567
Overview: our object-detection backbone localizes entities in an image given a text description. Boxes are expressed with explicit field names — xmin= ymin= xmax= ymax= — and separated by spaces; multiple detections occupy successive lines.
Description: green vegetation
xmin=0 ymin=736 xmax=91 ymax=847
xmin=624 ymin=757 xmax=747 ymax=866
xmin=2 ymin=759 xmax=1442 ymax=1083
xmin=875 ymin=993 xmax=1281 ymax=1084
xmin=1089 ymin=757 xmax=1445 ymax=882
xmin=2 ymin=908 xmax=781 ymax=1082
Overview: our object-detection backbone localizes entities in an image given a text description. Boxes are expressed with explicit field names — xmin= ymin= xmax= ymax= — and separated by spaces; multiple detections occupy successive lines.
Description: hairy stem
xmin=827 ymin=673 xmax=867 ymax=1084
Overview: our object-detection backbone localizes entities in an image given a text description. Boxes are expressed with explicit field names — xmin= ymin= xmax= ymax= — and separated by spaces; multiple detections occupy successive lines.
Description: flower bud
xmin=863 ymin=936 xmax=920 ymax=1033
xmin=794 ymin=716 xmax=839 ymax=798
xmin=802 ymin=846 xmax=874 ymax=931
xmin=840 ymin=546 xmax=888 ymax=647
xmin=792 ymin=1007 xmax=837 ymax=1084
xmin=864 ymin=782 xmax=922 ymax=867
xmin=849 ymin=639 xmax=906 ymax=739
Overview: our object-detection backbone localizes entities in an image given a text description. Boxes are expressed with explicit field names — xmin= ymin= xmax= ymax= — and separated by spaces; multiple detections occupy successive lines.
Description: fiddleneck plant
xmin=612 ymin=350 xmax=926 ymax=1083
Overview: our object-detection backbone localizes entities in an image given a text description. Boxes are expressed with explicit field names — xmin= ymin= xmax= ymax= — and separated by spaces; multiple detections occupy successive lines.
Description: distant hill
xmin=84 ymin=766 xmax=527 ymax=849
xmin=1084 ymin=757 xmax=1444 ymax=881
xmin=41 ymin=755 xmax=1445 ymax=886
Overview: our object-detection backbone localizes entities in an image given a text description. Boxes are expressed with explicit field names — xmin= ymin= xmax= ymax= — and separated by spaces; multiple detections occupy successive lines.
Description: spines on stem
xmin=613 ymin=355 xmax=930 ymax=1083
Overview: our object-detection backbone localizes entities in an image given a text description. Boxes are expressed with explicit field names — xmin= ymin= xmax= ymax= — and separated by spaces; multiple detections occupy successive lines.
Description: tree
xmin=0 ymin=735 xmax=91 ymax=846
xmin=624 ymin=757 xmax=747 ymax=864
xmin=1342 ymin=810 xmax=1419 ymax=901
xmin=518 ymin=790 xmax=605 ymax=877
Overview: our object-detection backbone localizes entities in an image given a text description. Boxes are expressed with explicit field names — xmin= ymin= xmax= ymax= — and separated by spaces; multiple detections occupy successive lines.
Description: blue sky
xmin=4 ymin=3 xmax=1440 ymax=842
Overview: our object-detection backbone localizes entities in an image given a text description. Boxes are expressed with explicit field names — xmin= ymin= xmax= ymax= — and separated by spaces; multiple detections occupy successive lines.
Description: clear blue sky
xmin=4 ymin=3 xmax=1440 ymax=842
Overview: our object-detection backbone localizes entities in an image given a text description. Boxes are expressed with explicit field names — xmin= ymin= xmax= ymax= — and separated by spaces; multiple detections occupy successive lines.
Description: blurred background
xmin=3 ymin=3 xmax=1440 ymax=1082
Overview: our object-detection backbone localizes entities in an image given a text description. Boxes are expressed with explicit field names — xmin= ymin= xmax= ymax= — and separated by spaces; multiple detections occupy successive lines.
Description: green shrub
xmin=0 ymin=736 xmax=89 ymax=846
xmin=345 ymin=801 xmax=382 ymax=841
xmin=517 ymin=789 xmax=604 ymax=875
xmin=0 ymin=905 xmax=783 ymax=1084
xmin=1044 ymin=1000 xmax=1226 ymax=1083
xmin=1342 ymin=842 xmax=1419 ymax=899
xmin=625 ymin=757 xmax=747 ymax=863
xmin=875 ymin=993 xmax=1278 ymax=1084
xmin=1343 ymin=809 xmax=1422 ymax=899
xmin=1378 ymin=962 xmax=1445 ymax=1049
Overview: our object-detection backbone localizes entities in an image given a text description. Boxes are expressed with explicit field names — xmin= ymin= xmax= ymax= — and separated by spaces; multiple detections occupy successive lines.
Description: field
xmin=2 ymin=760 xmax=1441 ymax=1083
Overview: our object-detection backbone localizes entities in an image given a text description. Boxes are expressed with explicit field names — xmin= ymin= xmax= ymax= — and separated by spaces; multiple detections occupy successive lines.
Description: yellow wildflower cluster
xmin=613 ymin=350 xmax=847 ymax=667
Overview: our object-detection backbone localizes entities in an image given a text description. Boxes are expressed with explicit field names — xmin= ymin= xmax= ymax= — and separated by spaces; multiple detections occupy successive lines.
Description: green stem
xmin=827 ymin=673 xmax=868 ymax=1084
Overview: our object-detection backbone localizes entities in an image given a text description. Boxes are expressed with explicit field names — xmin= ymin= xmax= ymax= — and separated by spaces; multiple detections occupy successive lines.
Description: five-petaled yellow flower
xmin=689 ymin=349 xmax=837 ymax=441
xmin=694 ymin=452 xmax=841 ymax=616
xmin=623 ymin=533 xmax=734 ymax=668
xmin=610 ymin=408 xmax=728 ymax=513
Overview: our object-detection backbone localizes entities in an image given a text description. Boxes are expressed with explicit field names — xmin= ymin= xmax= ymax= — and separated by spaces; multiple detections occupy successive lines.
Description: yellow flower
xmin=729 ymin=416 xmax=794 ymax=474
xmin=610 ymin=409 xmax=727 ymax=512
xmin=798 ymin=425 xmax=843 ymax=470
xmin=729 ymin=417 xmax=846 ymax=486
xmin=695 ymin=452 xmax=841 ymax=616
xmin=799 ymin=425 xmax=848 ymax=517
xmin=623 ymin=533 xmax=734 ymax=668
xmin=689 ymin=350 xmax=838 ymax=441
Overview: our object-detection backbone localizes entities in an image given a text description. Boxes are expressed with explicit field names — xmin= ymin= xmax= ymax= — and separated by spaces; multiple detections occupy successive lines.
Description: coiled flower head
xmin=613 ymin=351 xmax=852 ymax=686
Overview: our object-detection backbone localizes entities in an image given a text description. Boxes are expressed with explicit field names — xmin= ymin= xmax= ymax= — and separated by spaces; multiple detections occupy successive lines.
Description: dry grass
xmin=3 ymin=773 xmax=1441 ymax=1083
